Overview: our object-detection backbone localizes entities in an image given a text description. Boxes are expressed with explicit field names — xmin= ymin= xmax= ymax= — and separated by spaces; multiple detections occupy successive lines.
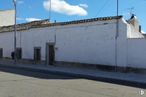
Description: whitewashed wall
xmin=127 ymin=23 xmax=144 ymax=38
xmin=0 ymin=32 xmax=14 ymax=57
xmin=55 ymin=23 xmax=116 ymax=66
xmin=55 ymin=19 xmax=127 ymax=66
xmin=0 ymin=10 xmax=15 ymax=27
xmin=17 ymin=27 xmax=55 ymax=60
xmin=116 ymin=19 xmax=128 ymax=67
xmin=0 ymin=18 xmax=129 ymax=67
xmin=128 ymin=39 xmax=146 ymax=69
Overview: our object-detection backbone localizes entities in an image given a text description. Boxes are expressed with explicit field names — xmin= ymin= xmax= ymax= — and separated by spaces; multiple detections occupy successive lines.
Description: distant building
xmin=0 ymin=15 xmax=146 ymax=70
xmin=0 ymin=9 xmax=15 ymax=27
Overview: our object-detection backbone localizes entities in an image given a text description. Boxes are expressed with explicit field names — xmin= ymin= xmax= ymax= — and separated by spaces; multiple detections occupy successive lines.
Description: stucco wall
xmin=127 ymin=23 xmax=144 ymax=38
xmin=0 ymin=10 xmax=15 ymax=27
xmin=55 ymin=22 xmax=116 ymax=65
xmin=128 ymin=39 xmax=146 ymax=69
xmin=17 ymin=28 xmax=55 ymax=60
xmin=55 ymin=19 xmax=127 ymax=66
xmin=0 ymin=18 xmax=128 ymax=67
xmin=0 ymin=32 xmax=14 ymax=57
xmin=116 ymin=18 xmax=127 ymax=67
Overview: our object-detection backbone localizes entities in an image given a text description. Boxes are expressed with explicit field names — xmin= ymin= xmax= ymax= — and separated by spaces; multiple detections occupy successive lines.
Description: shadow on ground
xmin=0 ymin=65 xmax=76 ymax=80
xmin=0 ymin=65 xmax=146 ymax=89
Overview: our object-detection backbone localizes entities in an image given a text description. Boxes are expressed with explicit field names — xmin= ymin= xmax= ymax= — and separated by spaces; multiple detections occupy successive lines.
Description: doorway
xmin=34 ymin=47 xmax=41 ymax=63
xmin=16 ymin=48 xmax=22 ymax=60
xmin=46 ymin=43 xmax=55 ymax=65
xmin=0 ymin=48 xmax=3 ymax=59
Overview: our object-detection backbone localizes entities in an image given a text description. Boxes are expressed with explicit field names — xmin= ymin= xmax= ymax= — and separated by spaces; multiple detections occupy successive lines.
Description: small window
xmin=34 ymin=47 xmax=41 ymax=62
xmin=0 ymin=48 xmax=3 ymax=58
xmin=16 ymin=48 xmax=22 ymax=59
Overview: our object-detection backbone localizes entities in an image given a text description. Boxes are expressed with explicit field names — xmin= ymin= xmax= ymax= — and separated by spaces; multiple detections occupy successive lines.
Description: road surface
xmin=0 ymin=66 xmax=145 ymax=97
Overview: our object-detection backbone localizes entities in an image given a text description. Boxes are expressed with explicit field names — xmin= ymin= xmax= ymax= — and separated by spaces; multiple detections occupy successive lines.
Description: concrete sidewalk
xmin=0 ymin=63 xmax=146 ymax=89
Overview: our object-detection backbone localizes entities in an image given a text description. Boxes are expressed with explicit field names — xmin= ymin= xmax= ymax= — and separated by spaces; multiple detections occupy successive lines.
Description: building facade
xmin=0 ymin=10 xmax=15 ymax=27
xmin=0 ymin=15 xmax=146 ymax=69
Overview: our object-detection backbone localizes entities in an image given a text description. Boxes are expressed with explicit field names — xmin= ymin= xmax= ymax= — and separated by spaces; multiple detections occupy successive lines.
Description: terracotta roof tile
xmin=0 ymin=15 xmax=122 ymax=33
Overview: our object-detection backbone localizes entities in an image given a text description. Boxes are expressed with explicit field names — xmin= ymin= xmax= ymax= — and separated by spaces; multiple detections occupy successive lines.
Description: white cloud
xmin=16 ymin=17 xmax=24 ymax=21
xmin=43 ymin=0 xmax=88 ymax=16
xmin=17 ymin=17 xmax=41 ymax=22
xmin=25 ymin=18 xmax=41 ymax=22
xmin=141 ymin=30 xmax=146 ymax=34
xmin=17 ymin=0 xmax=24 ymax=4
xmin=79 ymin=4 xmax=88 ymax=8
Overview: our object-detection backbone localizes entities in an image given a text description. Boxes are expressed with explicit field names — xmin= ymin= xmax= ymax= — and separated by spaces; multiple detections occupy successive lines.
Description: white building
xmin=0 ymin=10 xmax=15 ymax=27
xmin=0 ymin=15 xmax=146 ymax=70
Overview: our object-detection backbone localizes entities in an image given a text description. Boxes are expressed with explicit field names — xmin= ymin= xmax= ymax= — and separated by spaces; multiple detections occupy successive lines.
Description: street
xmin=0 ymin=66 xmax=145 ymax=97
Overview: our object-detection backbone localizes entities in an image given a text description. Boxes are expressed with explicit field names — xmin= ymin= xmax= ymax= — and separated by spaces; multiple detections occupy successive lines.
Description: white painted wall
xmin=127 ymin=23 xmax=144 ymax=38
xmin=15 ymin=19 xmax=118 ymax=65
xmin=17 ymin=27 xmax=55 ymax=60
xmin=128 ymin=39 xmax=146 ymax=69
xmin=55 ymin=22 xmax=116 ymax=66
xmin=0 ymin=32 xmax=14 ymax=57
xmin=116 ymin=18 xmax=128 ymax=67
xmin=0 ymin=10 xmax=15 ymax=27
xmin=0 ymin=17 xmax=141 ymax=68
xmin=55 ymin=19 xmax=127 ymax=67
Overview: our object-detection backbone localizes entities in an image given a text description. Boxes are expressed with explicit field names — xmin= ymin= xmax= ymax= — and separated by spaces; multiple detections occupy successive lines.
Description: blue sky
xmin=0 ymin=0 xmax=146 ymax=31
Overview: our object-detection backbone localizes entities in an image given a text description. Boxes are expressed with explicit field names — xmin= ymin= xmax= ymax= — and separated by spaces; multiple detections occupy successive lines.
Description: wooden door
xmin=49 ymin=45 xmax=55 ymax=65
xmin=0 ymin=48 xmax=3 ymax=58
xmin=34 ymin=47 xmax=41 ymax=62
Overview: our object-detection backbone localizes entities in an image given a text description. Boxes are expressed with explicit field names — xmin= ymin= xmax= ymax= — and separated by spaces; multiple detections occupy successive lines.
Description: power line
xmin=96 ymin=0 xmax=109 ymax=16
xmin=49 ymin=0 xmax=52 ymax=21
xmin=127 ymin=7 xmax=135 ymax=16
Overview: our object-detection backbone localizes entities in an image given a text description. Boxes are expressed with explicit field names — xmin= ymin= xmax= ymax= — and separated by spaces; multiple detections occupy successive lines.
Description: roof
xmin=0 ymin=15 xmax=122 ymax=33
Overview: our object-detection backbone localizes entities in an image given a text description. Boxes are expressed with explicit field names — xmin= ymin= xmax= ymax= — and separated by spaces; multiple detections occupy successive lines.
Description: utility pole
xmin=13 ymin=0 xmax=17 ymax=64
xmin=115 ymin=0 xmax=119 ymax=71
xmin=117 ymin=0 xmax=119 ymax=19
xmin=49 ymin=0 xmax=52 ymax=21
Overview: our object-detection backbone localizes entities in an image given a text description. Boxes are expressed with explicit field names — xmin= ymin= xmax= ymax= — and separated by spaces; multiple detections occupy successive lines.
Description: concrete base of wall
xmin=126 ymin=67 xmax=146 ymax=74
xmin=55 ymin=61 xmax=146 ymax=74
xmin=0 ymin=58 xmax=46 ymax=65
xmin=0 ymin=58 xmax=146 ymax=74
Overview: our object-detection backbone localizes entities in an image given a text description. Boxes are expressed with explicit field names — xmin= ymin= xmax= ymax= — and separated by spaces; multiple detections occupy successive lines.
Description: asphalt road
xmin=0 ymin=66 xmax=145 ymax=97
